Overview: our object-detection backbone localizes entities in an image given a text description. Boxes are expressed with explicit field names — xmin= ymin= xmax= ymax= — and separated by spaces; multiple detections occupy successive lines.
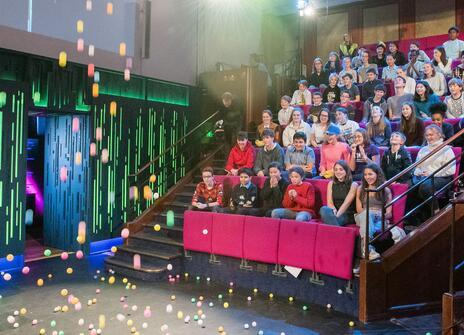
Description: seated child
xmin=225 ymin=131 xmax=255 ymax=176
xmin=271 ymin=166 xmax=315 ymax=222
xmin=254 ymin=129 xmax=285 ymax=176
xmin=191 ymin=166 xmax=223 ymax=212
xmin=260 ymin=162 xmax=289 ymax=217
xmin=227 ymin=168 xmax=260 ymax=216
xmin=284 ymin=131 xmax=316 ymax=178
xmin=380 ymin=132 xmax=412 ymax=184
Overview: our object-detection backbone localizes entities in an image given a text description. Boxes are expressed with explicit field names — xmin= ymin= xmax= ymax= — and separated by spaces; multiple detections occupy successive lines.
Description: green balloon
xmin=166 ymin=210 xmax=175 ymax=227
xmin=44 ymin=249 xmax=52 ymax=257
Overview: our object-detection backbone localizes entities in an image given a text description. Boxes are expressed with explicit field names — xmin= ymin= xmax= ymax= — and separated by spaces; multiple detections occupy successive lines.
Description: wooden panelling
xmin=362 ymin=4 xmax=399 ymax=44
xmin=415 ymin=0 xmax=455 ymax=38
xmin=316 ymin=12 xmax=349 ymax=61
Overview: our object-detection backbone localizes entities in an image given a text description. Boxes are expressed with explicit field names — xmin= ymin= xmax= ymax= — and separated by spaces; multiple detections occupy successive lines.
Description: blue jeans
xmin=355 ymin=210 xmax=382 ymax=252
xmin=412 ymin=176 xmax=453 ymax=199
xmin=319 ymin=206 xmax=350 ymax=226
xmin=271 ymin=208 xmax=312 ymax=222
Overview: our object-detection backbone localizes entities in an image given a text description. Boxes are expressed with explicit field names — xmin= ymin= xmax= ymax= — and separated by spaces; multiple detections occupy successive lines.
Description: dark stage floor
xmin=0 ymin=254 xmax=439 ymax=334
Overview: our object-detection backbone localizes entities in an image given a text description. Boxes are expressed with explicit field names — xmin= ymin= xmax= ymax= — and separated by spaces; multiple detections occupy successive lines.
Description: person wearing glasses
xmin=191 ymin=166 xmax=223 ymax=212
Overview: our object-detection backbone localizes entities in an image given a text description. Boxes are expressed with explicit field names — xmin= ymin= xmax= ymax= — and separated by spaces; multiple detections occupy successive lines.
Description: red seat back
xmin=390 ymin=183 xmax=409 ymax=227
xmin=183 ymin=210 xmax=213 ymax=253
xmin=251 ymin=176 xmax=267 ymax=189
xmin=277 ymin=220 xmax=318 ymax=271
xmin=314 ymin=224 xmax=357 ymax=280
xmin=211 ymin=213 xmax=245 ymax=259
xmin=243 ymin=216 xmax=280 ymax=264
xmin=307 ymin=179 xmax=330 ymax=212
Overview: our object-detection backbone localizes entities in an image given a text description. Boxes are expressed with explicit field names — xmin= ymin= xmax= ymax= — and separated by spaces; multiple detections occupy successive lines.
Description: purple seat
xmin=183 ymin=210 xmax=213 ymax=253
xmin=243 ymin=216 xmax=280 ymax=264
xmin=314 ymin=224 xmax=357 ymax=280
xmin=307 ymin=179 xmax=330 ymax=215
xmin=277 ymin=219 xmax=318 ymax=271
xmin=390 ymin=183 xmax=409 ymax=227
xmin=211 ymin=213 xmax=245 ymax=259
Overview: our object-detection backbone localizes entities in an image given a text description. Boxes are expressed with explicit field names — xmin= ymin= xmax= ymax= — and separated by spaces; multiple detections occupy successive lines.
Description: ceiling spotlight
xmin=304 ymin=6 xmax=314 ymax=16
xmin=297 ymin=0 xmax=308 ymax=10
xmin=299 ymin=10 xmax=304 ymax=16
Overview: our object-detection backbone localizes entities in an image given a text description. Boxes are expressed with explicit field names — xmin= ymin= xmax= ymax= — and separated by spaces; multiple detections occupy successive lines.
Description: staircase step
xmin=128 ymin=232 xmax=183 ymax=253
xmin=117 ymin=245 xmax=183 ymax=261
xmin=144 ymin=222 xmax=184 ymax=233
xmin=105 ymin=257 xmax=168 ymax=281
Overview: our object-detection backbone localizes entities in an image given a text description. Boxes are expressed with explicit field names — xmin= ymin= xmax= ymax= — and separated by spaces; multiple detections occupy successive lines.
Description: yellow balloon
xmin=154 ymin=224 xmax=161 ymax=232
xmin=61 ymin=289 xmax=68 ymax=296
xmin=149 ymin=175 xmax=157 ymax=183
xmin=111 ymin=246 xmax=118 ymax=253
xmin=37 ymin=278 xmax=44 ymax=287
xmin=110 ymin=101 xmax=117 ymax=116
xmin=58 ymin=51 xmax=67 ymax=67
xmin=6 ymin=254 xmax=14 ymax=261
xmin=108 ymin=276 xmax=115 ymax=284
xmin=66 ymin=267 xmax=73 ymax=274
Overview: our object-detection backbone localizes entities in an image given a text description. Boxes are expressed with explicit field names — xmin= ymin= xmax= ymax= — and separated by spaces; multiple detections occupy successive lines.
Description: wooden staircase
xmin=104 ymin=149 xmax=227 ymax=280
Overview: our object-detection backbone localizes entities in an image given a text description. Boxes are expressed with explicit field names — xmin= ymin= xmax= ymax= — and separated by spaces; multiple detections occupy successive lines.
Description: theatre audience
xmin=284 ymin=132 xmax=316 ymax=178
xmin=430 ymin=103 xmax=454 ymax=141
xmin=259 ymin=162 xmax=289 ymax=217
xmin=271 ymin=166 xmax=315 ymax=221
xmin=324 ymin=51 xmax=342 ymax=74
xmin=333 ymin=90 xmax=356 ymax=120
xmin=366 ymin=106 xmax=391 ymax=146
xmin=388 ymin=41 xmax=407 ymax=66
xmin=255 ymin=110 xmax=280 ymax=147
xmin=363 ymin=84 xmax=387 ymax=123
xmin=191 ymin=166 xmax=223 ymax=212
xmin=278 ymin=95 xmax=294 ymax=126
xmin=371 ymin=42 xmax=387 ymax=67
xmin=254 ymin=129 xmax=285 ymax=177
xmin=291 ymin=80 xmax=312 ymax=106
xmin=308 ymin=58 xmax=329 ymax=88
xmin=423 ymin=62 xmax=447 ymax=97
xmin=319 ymin=125 xmax=351 ymax=179
xmin=338 ymin=57 xmax=358 ymax=85
xmin=400 ymin=101 xmax=425 ymax=146
xmin=358 ymin=51 xmax=378 ymax=83
xmin=387 ymin=77 xmax=414 ymax=121
xmin=381 ymin=132 xmax=412 ymax=184
xmin=225 ymin=131 xmax=255 ymax=175
xmin=309 ymin=108 xmax=332 ymax=147
xmin=382 ymin=54 xmax=398 ymax=81
xmin=320 ymin=160 xmax=357 ymax=226
xmin=414 ymin=81 xmax=440 ymax=118
xmin=340 ymin=73 xmax=361 ymax=102
xmin=444 ymin=78 xmax=464 ymax=118
xmin=406 ymin=49 xmax=425 ymax=79
xmin=282 ymin=109 xmax=312 ymax=147
xmin=349 ymin=128 xmax=380 ymax=181
xmin=408 ymin=41 xmax=430 ymax=63
xmin=307 ymin=92 xmax=327 ymax=123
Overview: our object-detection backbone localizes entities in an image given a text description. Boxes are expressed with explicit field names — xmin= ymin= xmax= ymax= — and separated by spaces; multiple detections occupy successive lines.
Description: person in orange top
xmin=225 ymin=131 xmax=255 ymax=175
xmin=271 ymin=166 xmax=315 ymax=221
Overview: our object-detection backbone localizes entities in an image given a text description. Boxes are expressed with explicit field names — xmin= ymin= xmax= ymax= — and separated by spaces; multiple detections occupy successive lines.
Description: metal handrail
xmin=129 ymin=110 xmax=220 ymax=177
xmin=364 ymin=126 xmax=464 ymax=257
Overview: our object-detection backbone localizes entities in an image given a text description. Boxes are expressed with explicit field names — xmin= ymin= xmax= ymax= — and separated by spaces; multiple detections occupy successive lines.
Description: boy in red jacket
xmin=271 ymin=166 xmax=315 ymax=221
xmin=225 ymin=131 xmax=255 ymax=175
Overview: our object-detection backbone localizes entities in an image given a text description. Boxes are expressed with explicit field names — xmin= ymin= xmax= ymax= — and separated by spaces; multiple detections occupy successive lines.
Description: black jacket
xmin=308 ymin=71 xmax=329 ymax=87
xmin=231 ymin=183 xmax=258 ymax=208
xmin=260 ymin=178 xmax=289 ymax=209
xmin=361 ymin=79 xmax=383 ymax=101
xmin=381 ymin=146 xmax=412 ymax=183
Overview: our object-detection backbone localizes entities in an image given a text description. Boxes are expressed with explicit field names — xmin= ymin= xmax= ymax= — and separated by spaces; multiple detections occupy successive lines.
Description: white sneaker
xmin=353 ymin=267 xmax=360 ymax=275
xmin=369 ymin=250 xmax=380 ymax=260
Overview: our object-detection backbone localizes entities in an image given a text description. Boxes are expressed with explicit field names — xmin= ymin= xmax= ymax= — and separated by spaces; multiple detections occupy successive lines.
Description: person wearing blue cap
xmin=319 ymin=124 xmax=351 ymax=179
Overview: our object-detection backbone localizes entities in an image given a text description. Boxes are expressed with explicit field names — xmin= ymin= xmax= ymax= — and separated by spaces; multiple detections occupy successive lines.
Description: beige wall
xmin=316 ymin=12 xmax=349 ymax=61
xmin=415 ymin=0 xmax=455 ymax=38
xmin=363 ymin=4 xmax=399 ymax=44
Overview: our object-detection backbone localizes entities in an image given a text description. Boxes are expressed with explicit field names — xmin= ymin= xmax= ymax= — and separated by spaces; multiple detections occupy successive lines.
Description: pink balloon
xmin=143 ymin=309 xmax=151 ymax=318
xmin=72 ymin=117 xmax=80 ymax=133
xmin=76 ymin=250 xmax=84 ymax=259
xmin=75 ymin=302 xmax=82 ymax=311
xmin=90 ymin=142 xmax=97 ymax=157
xmin=61 ymin=252 xmax=69 ymax=260
xmin=3 ymin=273 xmax=12 ymax=281
xmin=77 ymin=38 xmax=84 ymax=52
xmin=22 ymin=266 xmax=30 ymax=275
xmin=121 ymin=228 xmax=130 ymax=239
xmin=60 ymin=166 xmax=68 ymax=182
xmin=67 ymin=295 xmax=74 ymax=304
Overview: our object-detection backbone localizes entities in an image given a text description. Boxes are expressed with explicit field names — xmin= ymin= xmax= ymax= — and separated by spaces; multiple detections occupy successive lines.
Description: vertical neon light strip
xmin=0 ymin=111 xmax=3 ymax=209
xmin=27 ymin=0 xmax=33 ymax=32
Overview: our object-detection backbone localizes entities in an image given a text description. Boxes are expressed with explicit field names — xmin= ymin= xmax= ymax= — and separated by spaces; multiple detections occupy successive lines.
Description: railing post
xmin=365 ymin=189 xmax=370 ymax=259
xmin=431 ymin=176 xmax=435 ymax=217
xmin=450 ymin=200 xmax=456 ymax=295
xmin=381 ymin=196 xmax=386 ymax=233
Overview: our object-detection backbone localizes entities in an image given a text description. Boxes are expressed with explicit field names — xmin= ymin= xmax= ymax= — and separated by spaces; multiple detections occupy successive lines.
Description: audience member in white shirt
xmin=443 ymin=26 xmax=464 ymax=60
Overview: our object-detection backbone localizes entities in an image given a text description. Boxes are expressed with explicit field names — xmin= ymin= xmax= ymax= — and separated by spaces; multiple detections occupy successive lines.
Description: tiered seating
xmin=184 ymin=176 xmax=410 ymax=281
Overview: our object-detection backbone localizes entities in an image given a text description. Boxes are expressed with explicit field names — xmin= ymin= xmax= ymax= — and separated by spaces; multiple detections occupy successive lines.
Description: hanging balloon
xmin=76 ymin=20 xmax=84 ymax=33
xmin=58 ymin=51 xmax=67 ymax=67
xmin=72 ymin=117 xmax=80 ymax=132
xmin=92 ymin=83 xmax=99 ymax=97
xmin=143 ymin=185 xmax=152 ymax=200
xmin=166 ymin=210 xmax=175 ymax=227
xmin=77 ymin=221 xmax=86 ymax=244
xmin=94 ymin=71 xmax=100 ymax=83
xmin=77 ymin=38 xmax=84 ymax=52
xmin=133 ymin=254 xmax=141 ymax=270
xmin=88 ymin=44 xmax=95 ymax=57
xmin=60 ymin=166 xmax=68 ymax=182
xmin=101 ymin=148 xmax=109 ymax=164
xmin=25 ymin=209 xmax=34 ymax=226
xmin=106 ymin=2 xmax=113 ymax=15
xmin=88 ymin=64 xmax=95 ymax=77
xmin=75 ymin=151 xmax=82 ymax=166
xmin=109 ymin=101 xmax=117 ymax=116
xmin=90 ymin=142 xmax=97 ymax=156
xmin=126 ymin=57 xmax=133 ymax=69
xmin=119 ymin=42 xmax=126 ymax=57
xmin=86 ymin=0 xmax=92 ymax=11
xmin=95 ymin=127 xmax=102 ymax=141
xmin=124 ymin=69 xmax=130 ymax=81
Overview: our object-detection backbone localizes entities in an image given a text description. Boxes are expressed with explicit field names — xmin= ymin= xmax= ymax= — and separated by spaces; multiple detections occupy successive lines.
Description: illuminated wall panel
xmin=0 ymin=81 xmax=28 ymax=257
xmin=43 ymin=115 xmax=90 ymax=251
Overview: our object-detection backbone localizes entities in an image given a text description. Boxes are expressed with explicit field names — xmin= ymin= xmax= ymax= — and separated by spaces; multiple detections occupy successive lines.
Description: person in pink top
xmin=319 ymin=124 xmax=351 ymax=179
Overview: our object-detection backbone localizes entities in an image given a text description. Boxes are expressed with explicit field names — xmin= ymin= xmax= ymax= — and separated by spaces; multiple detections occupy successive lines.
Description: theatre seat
xmin=183 ymin=210 xmax=213 ymax=253
xmin=243 ymin=216 xmax=280 ymax=264
xmin=211 ymin=213 xmax=245 ymax=259
xmin=390 ymin=183 xmax=409 ymax=227
xmin=277 ymin=219 xmax=318 ymax=271
xmin=215 ymin=175 xmax=240 ymax=204
xmin=308 ymin=179 xmax=329 ymax=213
xmin=251 ymin=176 xmax=267 ymax=189
xmin=314 ymin=224 xmax=357 ymax=280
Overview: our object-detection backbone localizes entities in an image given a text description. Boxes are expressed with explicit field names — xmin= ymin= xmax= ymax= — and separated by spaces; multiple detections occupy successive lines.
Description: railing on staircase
xmin=360 ymin=126 xmax=464 ymax=323
xmin=127 ymin=110 xmax=221 ymax=220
